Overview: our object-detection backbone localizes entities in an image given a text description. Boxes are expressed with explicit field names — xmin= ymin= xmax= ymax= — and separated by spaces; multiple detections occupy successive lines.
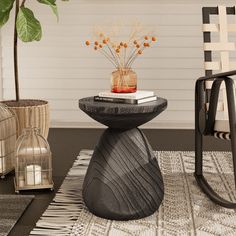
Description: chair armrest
xmin=195 ymin=70 xmax=236 ymax=135
xmin=197 ymin=70 xmax=236 ymax=82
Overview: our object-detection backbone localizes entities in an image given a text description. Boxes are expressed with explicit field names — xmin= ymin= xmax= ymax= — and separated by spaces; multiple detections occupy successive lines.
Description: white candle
xmin=26 ymin=165 xmax=42 ymax=185
xmin=0 ymin=157 xmax=5 ymax=173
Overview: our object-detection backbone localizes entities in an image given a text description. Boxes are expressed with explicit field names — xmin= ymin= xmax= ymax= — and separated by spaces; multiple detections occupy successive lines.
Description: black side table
xmin=79 ymin=97 xmax=167 ymax=220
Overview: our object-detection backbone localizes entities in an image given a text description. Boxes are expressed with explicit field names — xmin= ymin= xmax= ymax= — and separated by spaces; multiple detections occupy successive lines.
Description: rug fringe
xmin=30 ymin=156 xmax=88 ymax=236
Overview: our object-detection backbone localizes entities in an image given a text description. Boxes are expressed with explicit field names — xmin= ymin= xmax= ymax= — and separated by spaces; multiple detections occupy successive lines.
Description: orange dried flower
xmin=138 ymin=50 xmax=142 ymax=54
xmin=103 ymin=39 xmax=107 ymax=44
xmin=94 ymin=46 xmax=98 ymax=50
xmin=152 ymin=36 xmax=156 ymax=41
xmin=136 ymin=44 xmax=140 ymax=48
xmin=144 ymin=36 xmax=148 ymax=40
xmin=143 ymin=42 xmax=148 ymax=47
xmin=124 ymin=43 xmax=128 ymax=48
xmin=120 ymin=42 xmax=124 ymax=46
xmin=133 ymin=40 xmax=137 ymax=44
xmin=99 ymin=44 xmax=103 ymax=48
xmin=94 ymin=41 xmax=99 ymax=46
xmin=85 ymin=40 xmax=90 ymax=46
xmin=116 ymin=49 xmax=120 ymax=53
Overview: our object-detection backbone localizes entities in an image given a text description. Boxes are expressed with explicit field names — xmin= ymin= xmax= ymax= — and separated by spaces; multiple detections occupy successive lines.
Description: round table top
xmin=79 ymin=96 xmax=167 ymax=129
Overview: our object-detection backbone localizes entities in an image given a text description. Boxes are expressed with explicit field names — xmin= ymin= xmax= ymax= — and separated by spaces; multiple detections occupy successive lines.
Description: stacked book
xmin=94 ymin=90 xmax=157 ymax=104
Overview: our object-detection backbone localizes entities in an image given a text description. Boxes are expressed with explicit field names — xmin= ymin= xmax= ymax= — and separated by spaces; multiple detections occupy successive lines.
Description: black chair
xmin=195 ymin=6 xmax=236 ymax=208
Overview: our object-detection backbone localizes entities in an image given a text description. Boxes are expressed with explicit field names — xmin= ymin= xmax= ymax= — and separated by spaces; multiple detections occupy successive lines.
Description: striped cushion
xmin=214 ymin=131 xmax=231 ymax=140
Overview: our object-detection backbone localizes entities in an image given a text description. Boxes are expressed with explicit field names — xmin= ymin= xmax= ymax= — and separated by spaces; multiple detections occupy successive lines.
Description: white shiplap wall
xmin=0 ymin=0 xmax=235 ymax=129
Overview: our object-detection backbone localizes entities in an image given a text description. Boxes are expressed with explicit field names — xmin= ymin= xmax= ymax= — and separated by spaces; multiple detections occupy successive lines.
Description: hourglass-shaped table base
xmin=82 ymin=128 xmax=164 ymax=220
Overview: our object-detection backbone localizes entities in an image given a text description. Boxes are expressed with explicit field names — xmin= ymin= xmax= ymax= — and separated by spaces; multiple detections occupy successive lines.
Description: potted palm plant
xmin=0 ymin=0 xmax=68 ymax=138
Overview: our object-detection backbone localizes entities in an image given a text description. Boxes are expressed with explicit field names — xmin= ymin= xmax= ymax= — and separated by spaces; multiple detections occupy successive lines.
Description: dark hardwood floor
xmin=0 ymin=128 xmax=230 ymax=236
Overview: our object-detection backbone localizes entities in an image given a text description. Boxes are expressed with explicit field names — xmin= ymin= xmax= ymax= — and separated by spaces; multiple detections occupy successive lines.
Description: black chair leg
xmin=195 ymin=127 xmax=203 ymax=176
xmin=195 ymin=136 xmax=236 ymax=208
xmin=195 ymin=78 xmax=236 ymax=209
xmin=195 ymin=125 xmax=236 ymax=208
xmin=226 ymin=78 xmax=236 ymax=190
xmin=230 ymin=133 xmax=236 ymax=190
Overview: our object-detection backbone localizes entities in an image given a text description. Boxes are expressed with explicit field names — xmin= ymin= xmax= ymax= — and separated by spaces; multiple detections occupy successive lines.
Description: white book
xmin=94 ymin=95 xmax=157 ymax=104
xmin=136 ymin=96 xmax=157 ymax=104
xmin=98 ymin=90 xmax=154 ymax=100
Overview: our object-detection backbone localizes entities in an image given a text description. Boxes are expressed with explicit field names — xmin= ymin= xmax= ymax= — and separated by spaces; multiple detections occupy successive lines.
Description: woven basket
xmin=2 ymin=99 xmax=49 ymax=138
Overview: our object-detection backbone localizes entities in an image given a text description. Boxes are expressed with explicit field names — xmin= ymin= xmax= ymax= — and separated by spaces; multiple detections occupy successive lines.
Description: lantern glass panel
xmin=0 ymin=103 xmax=17 ymax=177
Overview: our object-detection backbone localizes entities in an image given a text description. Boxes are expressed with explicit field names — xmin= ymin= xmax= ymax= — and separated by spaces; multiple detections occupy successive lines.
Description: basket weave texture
xmin=2 ymin=100 xmax=49 ymax=138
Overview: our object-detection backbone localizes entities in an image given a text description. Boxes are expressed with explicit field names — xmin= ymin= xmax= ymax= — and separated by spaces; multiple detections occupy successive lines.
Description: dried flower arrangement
xmin=85 ymin=25 xmax=157 ymax=93
xmin=85 ymin=34 xmax=156 ymax=69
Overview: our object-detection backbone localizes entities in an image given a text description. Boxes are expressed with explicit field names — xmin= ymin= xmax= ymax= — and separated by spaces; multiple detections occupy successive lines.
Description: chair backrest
xmin=202 ymin=6 xmax=236 ymax=119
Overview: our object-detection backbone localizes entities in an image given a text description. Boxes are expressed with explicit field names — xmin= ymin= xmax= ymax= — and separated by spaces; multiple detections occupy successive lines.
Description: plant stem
xmin=106 ymin=43 xmax=120 ymax=68
xmin=21 ymin=0 xmax=26 ymax=7
xmin=127 ymin=46 xmax=145 ymax=68
xmin=14 ymin=0 xmax=20 ymax=101
xmin=99 ymin=50 xmax=118 ymax=68
xmin=124 ymin=47 xmax=126 ymax=67
xmin=125 ymin=47 xmax=137 ymax=68
xmin=100 ymin=48 xmax=119 ymax=68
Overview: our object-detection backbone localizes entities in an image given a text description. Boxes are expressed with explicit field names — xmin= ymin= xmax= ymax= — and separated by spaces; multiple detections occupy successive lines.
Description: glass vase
xmin=111 ymin=68 xmax=137 ymax=93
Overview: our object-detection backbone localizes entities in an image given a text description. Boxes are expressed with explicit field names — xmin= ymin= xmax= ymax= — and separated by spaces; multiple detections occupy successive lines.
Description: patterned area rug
xmin=0 ymin=194 xmax=34 ymax=236
xmin=30 ymin=150 xmax=236 ymax=236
